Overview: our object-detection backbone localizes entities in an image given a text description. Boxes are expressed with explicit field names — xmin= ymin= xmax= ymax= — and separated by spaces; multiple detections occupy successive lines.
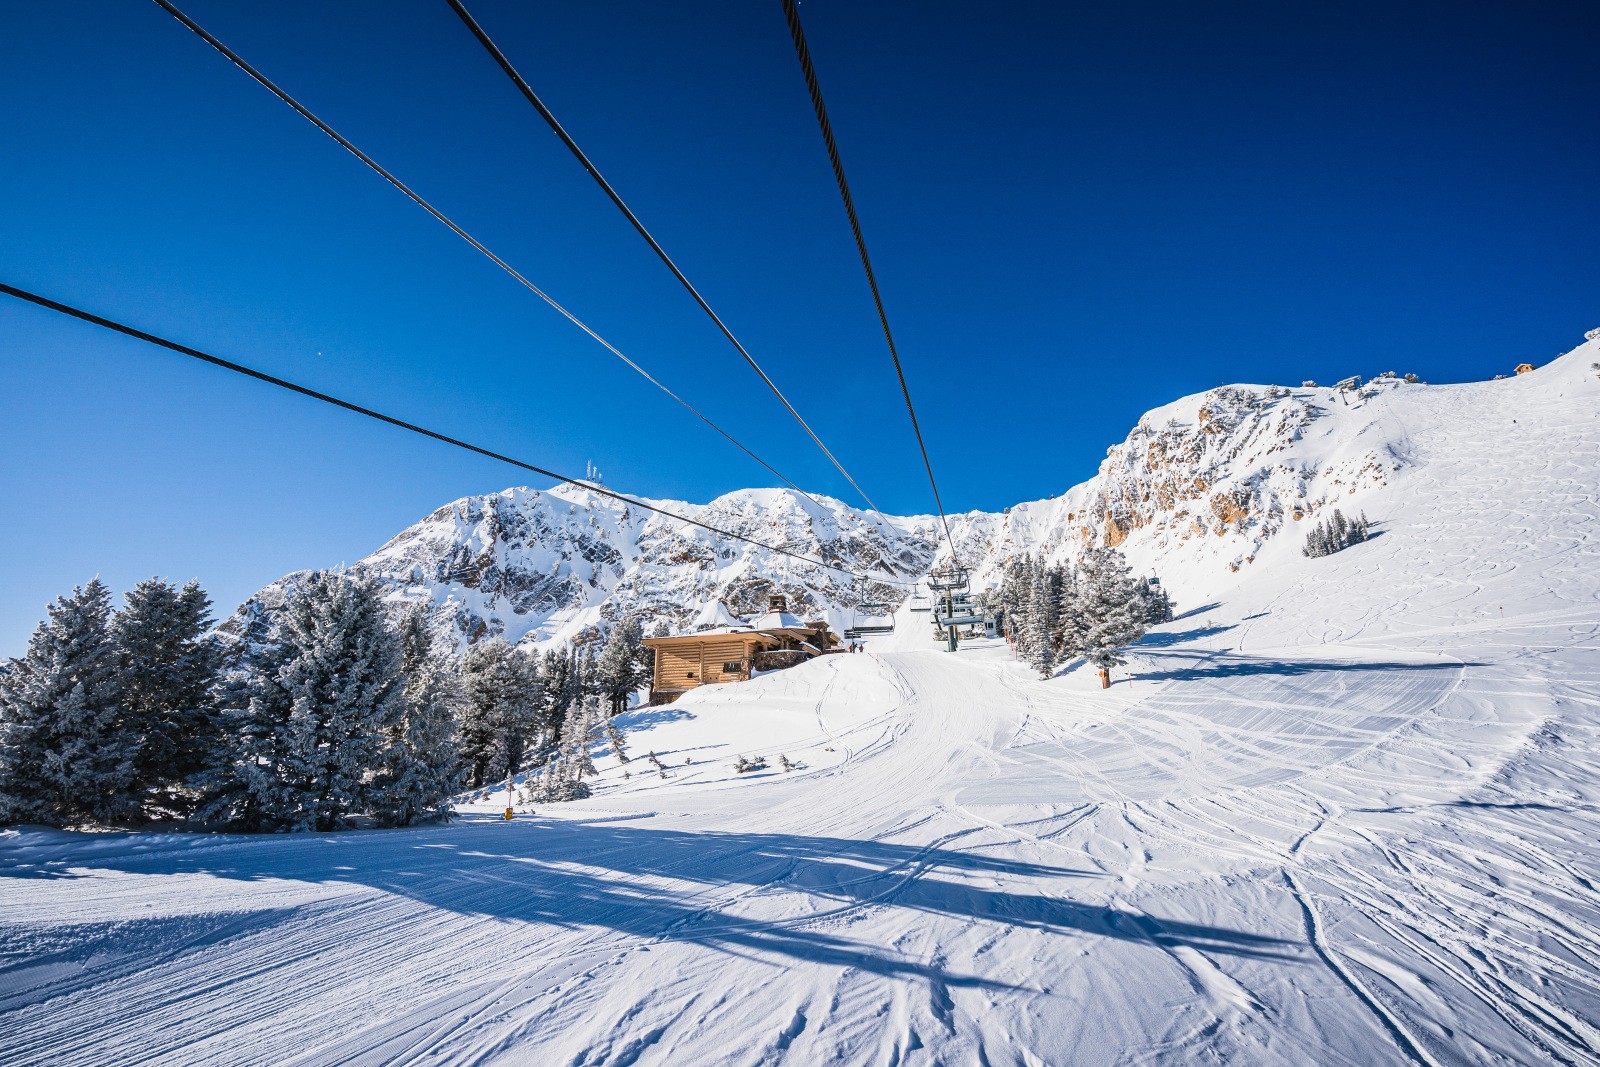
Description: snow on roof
xmin=692 ymin=600 xmax=745 ymax=631
xmin=749 ymin=610 xmax=808 ymax=631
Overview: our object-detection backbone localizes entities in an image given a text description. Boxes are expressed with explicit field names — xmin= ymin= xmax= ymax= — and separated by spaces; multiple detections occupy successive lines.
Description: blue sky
xmin=3 ymin=0 xmax=1597 ymax=655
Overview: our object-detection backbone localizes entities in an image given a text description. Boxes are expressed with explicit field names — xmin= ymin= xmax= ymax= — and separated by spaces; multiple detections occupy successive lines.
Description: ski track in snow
xmin=2 ymin=351 xmax=1598 ymax=1064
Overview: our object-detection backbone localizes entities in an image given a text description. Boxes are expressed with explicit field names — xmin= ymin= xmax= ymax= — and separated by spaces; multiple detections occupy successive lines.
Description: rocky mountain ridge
xmin=224 ymin=368 xmax=1468 ymax=657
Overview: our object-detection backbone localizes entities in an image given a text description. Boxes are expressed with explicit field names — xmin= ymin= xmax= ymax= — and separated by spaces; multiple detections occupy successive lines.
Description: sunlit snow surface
xmin=2 ymin=349 xmax=1598 ymax=1064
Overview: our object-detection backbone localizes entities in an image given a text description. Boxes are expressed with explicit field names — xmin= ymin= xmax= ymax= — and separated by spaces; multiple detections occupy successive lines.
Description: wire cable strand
xmin=1 ymin=281 xmax=917 ymax=588
xmin=148 ymin=0 xmax=824 ymax=511
xmin=445 ymin=0 xmax=885 ymax=517
xmin=779 ymin=0 xmax=959 ymax=563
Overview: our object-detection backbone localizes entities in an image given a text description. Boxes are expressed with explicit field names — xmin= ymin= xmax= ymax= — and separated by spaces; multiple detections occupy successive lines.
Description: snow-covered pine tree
xmin=1136 ymin=579 xmax=1175 ymax=625
xmin=1012 ymin=555 xmax=1037 ymax=639
xmin=1000 ymin=555 xmax=1036 ymax=659
xmin=569 ymin=644 xmax=590 ymax=705
xmin=1303 ymin=507 xmax=1371 ymax=557
xmin=605 ymin=716 xmax=630 ymax=764
xmin=1303 ymin=517 xmax=1327 ymax=557
xmin=571 ymin=694 xmax=601 ymax=778
xmin=370 ymin=608 xmax=465 ymax=827
xmin=197 ymin=571 xmax=405 ymax=832
xmin=458 ymin=638 xmax=540 ymax=789
xmin=0 ymin=579 xmax=136 ymax=826
xmin=1062 ymin=565 xmax=1092 ymax=661
xmin=114 ymin=578 xmax=220 ymax=818
xmin=1025 ymin=562 xmax=1058 ymax=678
xmin=1078 ymin=547 xmax=1149 ymax=685
xmin=537 ymin=645 xmax=571 ymax=741
xmin=594 ymin=614 xmax=646 ymax=716
xmin=1043 ymin=564 xmax=1073 ymax=660
xmin=532 ymin=694 xmax=597 ymax=802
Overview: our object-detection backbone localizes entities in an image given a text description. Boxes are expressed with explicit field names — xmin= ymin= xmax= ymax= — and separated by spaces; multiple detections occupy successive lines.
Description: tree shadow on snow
xmin=611 ymin=705 xmax=693 ymax=730
xmin=0 ymin=819 xmax=1300 ymax=992
xmin=1135 ymin=624 xmax=1236 ymax=648
xmin=1134 ymin=652 xmax=1477 ymax=682
xmin=1170 ymin=601 xmax=1222 ymax=622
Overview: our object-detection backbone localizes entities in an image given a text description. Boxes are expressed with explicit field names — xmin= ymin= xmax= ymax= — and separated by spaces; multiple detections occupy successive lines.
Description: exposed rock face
xmin=952 ymin=378 xmax=1404 ymax=588
xmin=224 ymin=377 xmax=1406 ymax=657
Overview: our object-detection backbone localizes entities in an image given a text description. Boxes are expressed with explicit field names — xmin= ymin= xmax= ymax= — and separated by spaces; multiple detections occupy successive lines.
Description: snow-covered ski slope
xmin=3 ymin=348 xmax=1597 ymax=1065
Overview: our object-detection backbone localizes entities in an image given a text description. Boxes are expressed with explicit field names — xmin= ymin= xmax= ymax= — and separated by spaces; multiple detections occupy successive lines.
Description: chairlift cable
xmin=0 ymin=281 xmax=918 ymax=588
xmin=779 ymin=0 xmax=958 ymax=564
xmin=442 ymin=0 xmax=885 ymax=519
xmin=148 ymin=0 xmax=825 ymax=511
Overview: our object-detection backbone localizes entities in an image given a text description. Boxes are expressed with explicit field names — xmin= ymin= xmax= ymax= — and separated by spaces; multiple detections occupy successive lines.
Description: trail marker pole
xmin=504 ymin=772 xmax=514 ymax=820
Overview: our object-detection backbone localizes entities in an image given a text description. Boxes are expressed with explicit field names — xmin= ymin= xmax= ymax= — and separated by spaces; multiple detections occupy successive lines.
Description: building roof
xmin=644 ymin=612 xmax=840 ymax=650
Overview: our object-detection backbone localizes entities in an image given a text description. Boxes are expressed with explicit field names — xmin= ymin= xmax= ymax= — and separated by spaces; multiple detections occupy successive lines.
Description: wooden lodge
xmin=1515 ymin=363 xmax=1536 ymax=375
xmin=642 ymin=594 xmax=841 ymax=705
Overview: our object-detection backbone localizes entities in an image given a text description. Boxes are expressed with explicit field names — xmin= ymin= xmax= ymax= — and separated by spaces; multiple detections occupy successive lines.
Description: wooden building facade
xmin=643 ymin=596 xmax=841 ymax=705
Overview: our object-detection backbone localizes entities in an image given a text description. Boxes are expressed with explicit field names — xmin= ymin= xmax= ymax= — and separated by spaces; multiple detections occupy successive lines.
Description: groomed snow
xmin=2 ymin=348 xmax=1597 ymax=1064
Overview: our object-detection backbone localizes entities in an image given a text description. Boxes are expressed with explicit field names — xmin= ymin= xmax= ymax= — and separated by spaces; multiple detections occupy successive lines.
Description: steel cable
xmin=149 ymin=0 xmax=824 ymax=509
xmin=2 ymin=281 xmax=918 ymax=587
xmin=779 ymin=0 xmax=959 ymax=563
xmin=444 ymin=0 xmax=885 ymax=518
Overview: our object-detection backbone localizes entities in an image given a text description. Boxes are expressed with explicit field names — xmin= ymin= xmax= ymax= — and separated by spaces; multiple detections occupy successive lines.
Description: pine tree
xmin=1001 ymin=555 xmax=1037 ymax=658
xmin=537 ymin=646 xmax=578 ymax=741
xmin=605 ymin=717 xmax=630 ymax=764
xmin=1079 ymin=547 xmax=1149 ymax=682
xmin=1056 ymin=565 xmax=1090 ymax=661
xmin=569 ymin=694 xmax=601 ymax=778
xmin=1303 ymin=507 xmax=1371 ymax=558
xmin=594 ymin=615 xmax=646 ymax=716
xmin=458 ymin=639 xmax=540 ymax=789
xmin=1025 ymin=563 xmax=1058 ymax=678
xmin=196 ymin=571 xmax=404 ymax=832
xmin=1136 ymin=580 xmax=1175 ymax=625
xmin=370 ymin=608 xmax=464 ymax=827
xmin=0 ymin=579 xmax=135 ymax=826
xmin=531 ymin=695 xmax=597 ymax=803
xmin=114 ymin=578 xmax=220 ymax=817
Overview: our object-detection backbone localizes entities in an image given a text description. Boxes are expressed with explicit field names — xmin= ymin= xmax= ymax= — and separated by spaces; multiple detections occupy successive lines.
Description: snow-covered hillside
xmin=4 ymin=343 xmax=1597 ymax=1065
xmin=224 ymin=360 xmax=1475 ymax=656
